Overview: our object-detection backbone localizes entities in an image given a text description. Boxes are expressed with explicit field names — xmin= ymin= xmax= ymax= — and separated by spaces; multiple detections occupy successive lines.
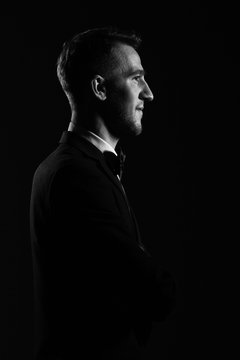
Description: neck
xmin=69 ymin=111 xmax=119 ymax=149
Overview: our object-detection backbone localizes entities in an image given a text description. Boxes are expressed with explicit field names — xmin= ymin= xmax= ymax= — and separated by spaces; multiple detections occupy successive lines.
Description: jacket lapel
xmin=59 ymin=131 xmax=147 ymax=252
xmin=59 ymin=131 xmax=128 ymax=206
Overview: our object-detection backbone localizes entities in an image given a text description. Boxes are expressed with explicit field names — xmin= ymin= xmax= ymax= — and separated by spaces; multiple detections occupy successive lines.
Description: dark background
xmin=2 ymin=5 xmax=239 ymax=359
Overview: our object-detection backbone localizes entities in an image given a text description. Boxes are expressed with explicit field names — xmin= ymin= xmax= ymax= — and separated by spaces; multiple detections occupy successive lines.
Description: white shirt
xmin=82 ymin=130 xmax=118 ymax=156
xmin=68 ymin=122 xmax=118 ymax=156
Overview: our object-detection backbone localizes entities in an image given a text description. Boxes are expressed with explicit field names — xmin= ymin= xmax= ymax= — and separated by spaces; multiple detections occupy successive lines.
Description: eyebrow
xmin=128 ymin=69 xmax=146 ymax=77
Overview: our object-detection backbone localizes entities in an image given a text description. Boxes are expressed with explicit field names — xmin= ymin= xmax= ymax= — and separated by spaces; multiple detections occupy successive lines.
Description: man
xmin=30 ymin=27 xmax=176 ymax=359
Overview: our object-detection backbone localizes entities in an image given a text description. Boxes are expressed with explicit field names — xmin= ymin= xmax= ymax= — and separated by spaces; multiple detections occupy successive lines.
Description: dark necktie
xmin=103 ymin=149 xmax=148 ymax=254
xmin=103 ymin=148 xmax=126 ymax=180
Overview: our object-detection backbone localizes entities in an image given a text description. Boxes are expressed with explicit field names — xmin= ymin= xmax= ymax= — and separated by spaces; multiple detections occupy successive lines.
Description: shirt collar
xmin=68 ymin=122 xmax=117 ymax=156
xmin=85 ymin=130 xmax=118 ymax=156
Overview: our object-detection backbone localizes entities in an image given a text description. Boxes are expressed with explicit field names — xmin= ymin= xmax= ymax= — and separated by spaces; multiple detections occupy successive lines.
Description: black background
xmin=2 ymin=5 xmax=239 ymax=359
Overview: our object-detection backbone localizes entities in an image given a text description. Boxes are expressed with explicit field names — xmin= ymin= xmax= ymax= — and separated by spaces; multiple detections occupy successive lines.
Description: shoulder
xmin=34 ymin=142 xmax=99 ymax=182
xmin=31 ymin=144 xmax=105 ymax=211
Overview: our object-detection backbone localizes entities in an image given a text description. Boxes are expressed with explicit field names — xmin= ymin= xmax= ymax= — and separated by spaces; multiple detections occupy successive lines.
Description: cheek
xmin=118 ymin=80 xmax=135 ymax=96
xmin=121 ymin=88 xmax=137 ymax=108
xmin=107 ymin=82 xmax=137 ymax=111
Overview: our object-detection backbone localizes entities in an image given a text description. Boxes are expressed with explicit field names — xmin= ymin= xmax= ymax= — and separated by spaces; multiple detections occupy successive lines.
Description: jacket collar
xmin=59 ymin=130 xmax=103 ymax=160
xmin=59 ymin=131 xmax=126 ymax=200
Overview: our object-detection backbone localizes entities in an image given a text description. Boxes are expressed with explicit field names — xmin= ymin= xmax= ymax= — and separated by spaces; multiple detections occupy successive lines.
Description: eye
xmin=133 ymin=75 xmax=143 ymax=83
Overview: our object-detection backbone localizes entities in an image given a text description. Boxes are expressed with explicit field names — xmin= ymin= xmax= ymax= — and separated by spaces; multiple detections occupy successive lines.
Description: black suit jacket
xmin=30 ymin=131 xmax=176 ymax=359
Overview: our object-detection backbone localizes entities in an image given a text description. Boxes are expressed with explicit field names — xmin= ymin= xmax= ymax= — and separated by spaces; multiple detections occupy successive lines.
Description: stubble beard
xmin=103 ymin=103 xmax=143 ymax=138
xmin=113 ymin=111 xmax=143 ymax=138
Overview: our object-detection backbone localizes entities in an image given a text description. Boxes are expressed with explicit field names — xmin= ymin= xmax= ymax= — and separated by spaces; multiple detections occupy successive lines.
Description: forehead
xmin=111 ymin=43 xmax=143 ymax=75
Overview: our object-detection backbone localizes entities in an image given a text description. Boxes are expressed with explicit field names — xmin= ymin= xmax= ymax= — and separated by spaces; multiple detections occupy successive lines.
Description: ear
xmin=91 ymin=75 xmax=107 ymax=101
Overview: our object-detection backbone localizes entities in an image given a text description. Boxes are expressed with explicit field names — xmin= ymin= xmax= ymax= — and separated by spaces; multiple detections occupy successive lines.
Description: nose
xmin=140 ymin=80 xmax=154 ymax=102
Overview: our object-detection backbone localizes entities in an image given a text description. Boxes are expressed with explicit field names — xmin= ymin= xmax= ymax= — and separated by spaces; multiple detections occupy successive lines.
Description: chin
xmin=116 ymin=124 xmax=142 ymax=138
xmin=134 ymin=125 xmax=142 ymax=136
xmin=111 ymin=114 xmax=143 ymax=138
xmin=134 ymin=119 xmax=143 ymax=134
xmin=128 ymin=123 xmax=142 ymax=136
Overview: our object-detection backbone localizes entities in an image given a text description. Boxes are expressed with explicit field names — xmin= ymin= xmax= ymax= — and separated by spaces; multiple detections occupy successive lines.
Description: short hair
xmin=56 ymin=27 xmax=142 ymax=102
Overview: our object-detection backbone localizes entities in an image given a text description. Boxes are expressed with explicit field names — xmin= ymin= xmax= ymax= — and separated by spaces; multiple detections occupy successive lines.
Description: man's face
xmin=104 ymin=43 xmax=154 ymax=137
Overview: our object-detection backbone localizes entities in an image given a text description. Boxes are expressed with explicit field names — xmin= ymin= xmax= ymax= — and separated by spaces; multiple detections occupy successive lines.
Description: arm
xmin=48 ymin=163 xmax=176 ymax=323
